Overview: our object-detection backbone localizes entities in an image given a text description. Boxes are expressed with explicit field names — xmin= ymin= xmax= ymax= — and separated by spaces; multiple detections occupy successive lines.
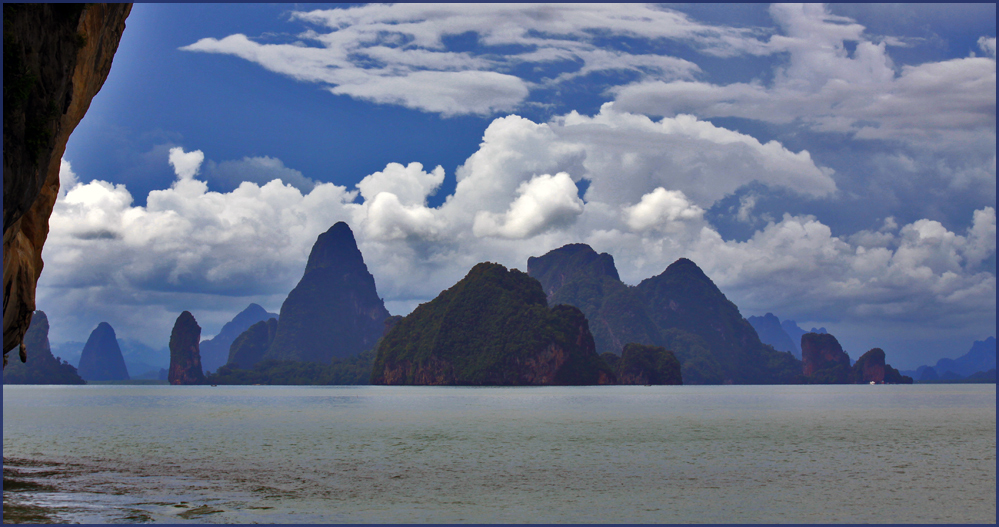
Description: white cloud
xmin=356 ymin=162 xmax=443 ymax=206
xmin=452 ymin=104 xmax=835 ymax=210
xmin=623 ymin=187 xmax=703 ymax=232
xmin=168 ymin=147 xmax=204 ymax=181
xmin=330 ymin=70 xmax=528 ymax=116
xmin=179 ymin=4 xmax=768 ymax=115
xmin=58 ymin=159 xmax=79 ymax=200
xmin=473 ymin=172 xmax=584 ymax=239
xmin=980 ymin=36 xmax=996 ymax=58
xmin=611 ymin=4 xmax=996 ymax=151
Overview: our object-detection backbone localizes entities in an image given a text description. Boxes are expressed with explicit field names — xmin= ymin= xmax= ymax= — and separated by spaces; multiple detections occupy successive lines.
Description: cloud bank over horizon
xmin=43 ymin=107 xmax=995 ymax=367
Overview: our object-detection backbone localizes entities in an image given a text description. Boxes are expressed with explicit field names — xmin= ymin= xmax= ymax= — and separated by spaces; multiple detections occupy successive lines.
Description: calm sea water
xmin=3 ymin=384 xmax=995 ymax=523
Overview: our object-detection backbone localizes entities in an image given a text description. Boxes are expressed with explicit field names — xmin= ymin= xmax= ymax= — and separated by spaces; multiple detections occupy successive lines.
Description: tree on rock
xmin=169 ymin=311 xmax=205 ymax=385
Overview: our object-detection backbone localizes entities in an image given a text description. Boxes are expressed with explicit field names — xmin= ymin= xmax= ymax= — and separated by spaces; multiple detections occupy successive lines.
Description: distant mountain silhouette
xmin=907 ymin=337 xmax=997 ymax=381
xmin=529 ymin=245 xmax=801 ymax=384
xmin=263 ymin=222 xmax=390 ymax=365
xmin=77 ymin=322 xmax=130 ymax=381
xmin=372 ymin=262 xmax=614 ymax=386
xmin=3 ymin=311 xmax=85 ymax=385
xmin=748 ymin=313 xmax=799 ymax=358
xmin=199 ymin=303 xmax=277 ymax=373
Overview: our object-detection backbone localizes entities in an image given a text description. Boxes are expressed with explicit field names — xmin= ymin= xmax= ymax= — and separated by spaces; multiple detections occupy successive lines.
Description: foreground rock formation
xmin=263 ymin=222 xmax=390 ymax=364
xmin=2 ymin=311 xmax=85 ymax=384
xmin=168 ymin=311 xmax=205 ymax=385
xmin=77 ymin=322 xmax=130 ymax=381
xmin=3 ymin=4 xmax=132 ymax=366
xmin=528 ymin=244 xmax=801 ymax=384
xmin=199 ymin=303 xmax=277 ymax=373
xmin=372 ymin=262 xmax=615 ymax=386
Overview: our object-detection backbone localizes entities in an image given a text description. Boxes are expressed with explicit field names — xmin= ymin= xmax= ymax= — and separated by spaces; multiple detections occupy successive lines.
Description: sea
xmin=2 ymin=384 xmax=995 ymax=524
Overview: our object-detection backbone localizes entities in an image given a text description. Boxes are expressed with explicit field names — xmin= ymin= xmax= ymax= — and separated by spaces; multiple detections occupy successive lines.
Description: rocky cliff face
xmin=801 ymin=332 xmax=851 ymax=383
xmin=168 ymin=311 xmax=205 ymax=385
xmin=372 ymin=262 xmax=615 ymax=386
xmin=264 ymin=222 xmax=390 ymax=364
xmin=228 ymin=317 xmax=278 ymax=370
xmin=77 ymin=322 xmax=130 ymax=381
xmin=199 ymin=303 xmax=277 ymax=373
xmin=3 ymin=4 xmax=132 ymax=366
xmin=852 ymin=348 xmax=912 ymax=384
xmin=3 ymin=310 xmax=85 ymax=384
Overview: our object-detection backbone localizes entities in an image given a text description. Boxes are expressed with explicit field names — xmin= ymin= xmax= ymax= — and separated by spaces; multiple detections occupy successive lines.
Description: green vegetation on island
xmin=372 ymin=262 xmax=615 ymax=385
xmin=207 ymin=348 xmax=376 ymax=385
xmin=614 ymin=343 xmax=682 ymax=385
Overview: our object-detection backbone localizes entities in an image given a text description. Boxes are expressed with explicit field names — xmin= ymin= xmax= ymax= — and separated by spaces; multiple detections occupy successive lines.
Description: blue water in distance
xmin=3 ymin=384 xmax=995 ymax=523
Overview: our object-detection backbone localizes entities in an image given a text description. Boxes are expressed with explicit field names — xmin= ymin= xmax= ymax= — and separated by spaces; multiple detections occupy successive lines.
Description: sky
xmin=40 ymin=3 xmax=995 ymax=370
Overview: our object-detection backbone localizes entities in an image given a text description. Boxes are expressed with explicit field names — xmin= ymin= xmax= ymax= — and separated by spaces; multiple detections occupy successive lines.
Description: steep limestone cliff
xmin=801 ymin=332 xmax=851 ymax=383
xmin=3 ymin=3 xmax=132 ymax=366
xmin=168 ymin=311 xmax=205 ymax=385
xmin=852 ymin=348 xmax=912 ymax=384
xmin=264 ymin=222 xmax=390 ymax=364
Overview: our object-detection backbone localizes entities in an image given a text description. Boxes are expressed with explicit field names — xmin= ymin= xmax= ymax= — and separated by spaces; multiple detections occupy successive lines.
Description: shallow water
xmin=3 ymin=384 xmax=995 ymax=523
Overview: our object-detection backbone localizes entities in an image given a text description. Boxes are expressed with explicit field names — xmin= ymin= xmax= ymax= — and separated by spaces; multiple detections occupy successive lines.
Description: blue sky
xmin=43 ymin=3 xmax=995 ymax=369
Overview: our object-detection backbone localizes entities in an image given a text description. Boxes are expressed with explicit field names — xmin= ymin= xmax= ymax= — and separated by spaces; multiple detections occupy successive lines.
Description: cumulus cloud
xmin=474 ymin=173 xmax=584 ymax=239
xmin=623 ymin=188 xmax=703 ymax=232
xmin=612 ymin=4 xmax=996 ymax=151
xmin=168 ymin=147 xmax=204 ymax=181
xmin=449 ymin=104 xmax=835 ymax=212
xmin=179 ymin=4 xmax=766 ymax=115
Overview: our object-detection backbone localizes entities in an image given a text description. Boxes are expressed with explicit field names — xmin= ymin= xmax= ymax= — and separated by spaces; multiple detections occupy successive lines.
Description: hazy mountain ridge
xmin=528 ymin=244 xmax=801 ymax=384
xmin=904 ymin=337 xmax=997 ymax=382
xmin=199 ymin=303 xmax=277 ymax=373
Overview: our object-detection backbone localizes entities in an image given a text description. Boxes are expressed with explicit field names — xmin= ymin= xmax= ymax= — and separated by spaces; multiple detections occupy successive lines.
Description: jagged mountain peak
xmin=304 ymin=221 xmax=365 ymax=274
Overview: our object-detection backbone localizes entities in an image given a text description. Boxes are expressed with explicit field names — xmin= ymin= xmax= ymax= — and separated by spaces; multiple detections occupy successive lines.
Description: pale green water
xmin=3 ymin=384 xmax=995 ymax=523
